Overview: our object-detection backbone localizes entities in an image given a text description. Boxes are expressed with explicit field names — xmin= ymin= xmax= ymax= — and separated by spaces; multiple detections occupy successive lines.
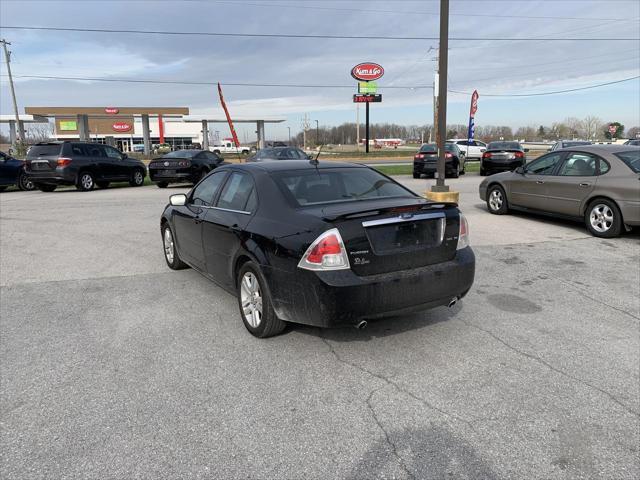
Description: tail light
xmin=178 ymin=160 xmax=191 ymax=167
xmin=514 ymin=151 xmax=524 ymax=159
xmin=57 ymin=157 xmax=72 ymax=167
xmin=482 ymin=152 xmax=492 ymax=159
xmin=457 ymin=213 xmax=470 ymax=250
xmin=445 ymin=153 xmax=453 ymax=159
xmin=415 ymin=153 xmax=425 ymax=160
xmin=298 ymin=228 xmax=350 ymax=271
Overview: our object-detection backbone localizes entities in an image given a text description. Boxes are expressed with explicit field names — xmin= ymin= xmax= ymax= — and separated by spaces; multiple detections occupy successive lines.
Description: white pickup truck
xmin=209 ymin=141 xmax=253 ymax=155
xmin=447 ymin=139 xmax=487 ymax=160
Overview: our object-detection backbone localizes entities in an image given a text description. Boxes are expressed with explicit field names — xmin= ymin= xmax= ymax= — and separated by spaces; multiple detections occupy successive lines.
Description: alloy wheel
xmin=163 ymin=228 xmax=174 ymax=263
xmin=134 ymin=170 xmax=144 ymax=185
xmin=240 ymin=272 xmax=262 ymax=328
xmin=81 ymin=173 xmax=93 ymax=190
xmin=589 ymin=204 xmax=614 ymax=233
xmin=489 ymin=189 xmax=503 ymax=211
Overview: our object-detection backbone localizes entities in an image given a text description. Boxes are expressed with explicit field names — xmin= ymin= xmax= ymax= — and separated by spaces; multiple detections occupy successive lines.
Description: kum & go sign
xmin=351 ymin=63 xmax=384 ymax=82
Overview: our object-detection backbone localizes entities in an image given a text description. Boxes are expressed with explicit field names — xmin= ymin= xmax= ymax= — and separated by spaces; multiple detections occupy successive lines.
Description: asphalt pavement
xmin=1 ymin=174 xmax=639 ymax=479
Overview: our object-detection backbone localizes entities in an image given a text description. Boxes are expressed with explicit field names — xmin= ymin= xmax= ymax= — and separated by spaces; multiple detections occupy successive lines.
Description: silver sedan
xmin=479 ymin=145 xmax=640 ymax=237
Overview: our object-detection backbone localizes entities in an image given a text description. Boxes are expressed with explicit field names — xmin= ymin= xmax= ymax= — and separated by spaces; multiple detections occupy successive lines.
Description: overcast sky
xmin=1 ymin=0 xmax=639 ymax=140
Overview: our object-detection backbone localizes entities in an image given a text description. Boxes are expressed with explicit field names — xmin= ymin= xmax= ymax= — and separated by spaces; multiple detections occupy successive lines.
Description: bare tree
xmin=25 ymin=123 xmax=54 ymax=143
xmin=565 ymin=117 xmax=584 ymax=138
xmin=582 ymin=115 xmax=602 ymax=141
xmin=626 ymin=126 xmax=640 ymax=139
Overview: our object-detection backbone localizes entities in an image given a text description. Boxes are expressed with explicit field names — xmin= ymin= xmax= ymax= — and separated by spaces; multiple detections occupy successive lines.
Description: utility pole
xmin=427 ymin=0 xmax=458 ymax=202
xmin=287 ymin=126 xmax=291 ymax=145
xmin=301 ymin=114 xmax=310 ymax=151
xmin=315 ymin=119 xmax=319 ymax=146
xmin=1 ymin=39 xmax=25 ymax=143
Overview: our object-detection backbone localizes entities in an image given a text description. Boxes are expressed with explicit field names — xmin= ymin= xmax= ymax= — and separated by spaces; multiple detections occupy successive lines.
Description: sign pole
xmin=365 ymin=101 xmax=370 ymax=154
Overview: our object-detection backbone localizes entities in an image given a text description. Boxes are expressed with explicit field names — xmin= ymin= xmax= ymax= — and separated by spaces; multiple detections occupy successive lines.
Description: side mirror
xmin=524 ymin=148 xmax=530 ymax=153
xmin=170 ymin=194 xmax=187 ymax=206
xmin=515 ymin=166 xmax=525 ymax=174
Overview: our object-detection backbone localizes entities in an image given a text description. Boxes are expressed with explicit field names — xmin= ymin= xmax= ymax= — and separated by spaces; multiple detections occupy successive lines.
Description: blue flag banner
xmin=468 ymin=90 xmax=479 ymax=142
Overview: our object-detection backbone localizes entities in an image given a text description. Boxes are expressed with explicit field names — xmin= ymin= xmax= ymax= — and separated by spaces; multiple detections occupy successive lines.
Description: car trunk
xmin=309 ymin=199 xmax=460 ymax=276
xmin=26 ymin=144 xmax=63 ymax=172
xmin=486 ymin=150 xmax=520 ymax=161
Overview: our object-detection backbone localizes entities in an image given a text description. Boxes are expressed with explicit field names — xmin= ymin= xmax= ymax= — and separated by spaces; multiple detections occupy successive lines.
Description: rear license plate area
xmin=159 ymin=169 xmax=175 ymax=175
xmin=32 ymin=161 xmax=50 ymax=170
xmin=364 ymin=215 xmax=446 ymax=255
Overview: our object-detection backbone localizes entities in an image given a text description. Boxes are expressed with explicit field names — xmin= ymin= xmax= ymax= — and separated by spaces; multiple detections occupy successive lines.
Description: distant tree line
xmin=291 ymin=116 xmax=638 ymax=146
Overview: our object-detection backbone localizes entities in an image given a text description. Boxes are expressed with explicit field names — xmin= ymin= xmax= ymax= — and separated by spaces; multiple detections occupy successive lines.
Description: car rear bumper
xmin=618 ymin=199 xmax=640 ymax=226
xmin=25 ymin=170 xmax=76 ymax=185
xmin=149 ymin=169 xmax=194 ymax=183
xmin=266 ymin=247 xmax=475 ymax=328
xmin=481 ymin=159 xmax=523 ymax=172
xmin=414 ymin=161 xmax=457 ymax=175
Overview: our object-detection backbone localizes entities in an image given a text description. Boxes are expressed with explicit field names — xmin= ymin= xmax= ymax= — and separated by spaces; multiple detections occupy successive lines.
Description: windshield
xmin=488 ymin=142 xmax=521 ymax=150
xmin=272 ymin=167 xmax=417 ymax=206
xmin=163 ymin=150 xmax=200 ymax=158
xmin=26 ymin=144 xmax=62 ymax=158
xmin=614 ymin=150 xmax=640 ymax=173
xmin=419 ymin=144 xmax=455 ymax=153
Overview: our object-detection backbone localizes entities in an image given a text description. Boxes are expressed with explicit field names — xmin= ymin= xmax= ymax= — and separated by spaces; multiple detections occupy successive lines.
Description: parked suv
xmin=25 ymin=142 xmax=147 ymax=192
xmin=447 ymin=139 xmax=487 ymax=160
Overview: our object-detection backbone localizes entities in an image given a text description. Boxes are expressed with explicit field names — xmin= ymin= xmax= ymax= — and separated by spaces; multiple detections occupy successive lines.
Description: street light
xmin=287 ymin=126 xmax=291 ymax=145
xmin=315 ymin=120 xmax=319 ymax=146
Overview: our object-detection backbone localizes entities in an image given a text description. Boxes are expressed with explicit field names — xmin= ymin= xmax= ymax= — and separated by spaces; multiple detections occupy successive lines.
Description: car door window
xmin=558 ymin=153 xmax=597 ymax=176
xmin=598 ymin=158 xmax=610 ymax=175
xmin=201 ymin=151 xmax=219 ymax=162
xmin=70 ymin=144 xmax=88 ymax=156
xmin=191 ymin=171 xmax=227 ymax=206
xmin=88 ymin=145 xmax=106 ymax=158
xmin=216 ymin=172 xmax=255 ymax=212
xmin=104 ymin=146 xmax=122 ymax=160
xmin=525 ymin=152 xmax=563 ymax=175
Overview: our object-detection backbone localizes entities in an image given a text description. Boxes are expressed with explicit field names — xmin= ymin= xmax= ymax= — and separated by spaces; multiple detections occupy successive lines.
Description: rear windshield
xmin=26 ymin=144 xmax=62 ymax=158
xmin=419 ymin=144 xmax=455 ymax=153
xmin=163 ymin=150 xmax=200 ymax=158
xmin=563 ymin=141 xmax=592 ymax=147
xmin=488 ymin=142 xmax=521 ymax=150
xmin=614 ymin=150 xmax=640 ymax=173
xmin=271 ymin=167 xmax=417 ymax=206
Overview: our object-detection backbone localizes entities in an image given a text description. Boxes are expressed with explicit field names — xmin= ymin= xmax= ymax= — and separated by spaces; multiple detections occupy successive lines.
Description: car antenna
xmin=310 ymin=145 xmax=323 ymax=166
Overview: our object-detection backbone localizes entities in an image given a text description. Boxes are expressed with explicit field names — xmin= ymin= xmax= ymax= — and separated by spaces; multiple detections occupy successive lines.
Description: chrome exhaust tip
xmin=356 ymin=320 xmax=368 ymax=330
xmin=448 ymin=297 xmax=459 ymax=308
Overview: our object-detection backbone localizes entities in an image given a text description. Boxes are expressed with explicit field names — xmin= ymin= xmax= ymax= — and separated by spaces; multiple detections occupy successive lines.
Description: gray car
xmin=479 ymin=145 xmax=640 ymax=237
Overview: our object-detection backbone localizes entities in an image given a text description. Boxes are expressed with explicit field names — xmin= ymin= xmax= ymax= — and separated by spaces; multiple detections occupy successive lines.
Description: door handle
xmin=536 ymin=180 xmax=545 ymax=184
xmin=579 ymin=183 xmax=591 ymax=187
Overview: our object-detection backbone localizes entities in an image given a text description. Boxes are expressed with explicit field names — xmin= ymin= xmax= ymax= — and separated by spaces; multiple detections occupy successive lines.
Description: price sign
xmin=358 ymin=82 xmax=378 ymax=94
xmin=353 ymin=94 xmax=382 ymax=103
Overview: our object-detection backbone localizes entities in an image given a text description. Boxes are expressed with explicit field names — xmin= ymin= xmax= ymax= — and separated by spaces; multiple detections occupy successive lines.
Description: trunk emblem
xmin=164 ymin=161 xmax=170 ymax=167
xmin=400 ymin=212 xmax=414 ymax=219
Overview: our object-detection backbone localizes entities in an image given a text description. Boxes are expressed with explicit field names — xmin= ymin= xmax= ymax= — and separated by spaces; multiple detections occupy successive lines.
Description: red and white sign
xmin=112 ymin=122 xmax=132 ymax=132
xmin=105 ymin=107 xmax=119 ymax=114
xmin=608 ymin=124 xmax=617 ymax=135
xmin=351 ymin=63 xmax=384 ymax=82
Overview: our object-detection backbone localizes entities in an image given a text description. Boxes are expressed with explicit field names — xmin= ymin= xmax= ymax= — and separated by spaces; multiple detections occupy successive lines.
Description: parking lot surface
xmin=1 ymin=174 xmax=639 ymax=479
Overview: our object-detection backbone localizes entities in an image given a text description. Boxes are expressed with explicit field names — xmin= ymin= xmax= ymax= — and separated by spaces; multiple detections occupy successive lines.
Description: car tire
xmin=480 ymin=167 xmax=487 ymax=176
xmin=97 ymin=181 xmax=110 ymax=189
xmin=585 ymin=199 xmax=622 ymax=238
xmin=162 ymin=224 xmax=188 ymax=270
xmin=194 ymin=168 xmax=208 ymax=184
xmin=237 ymin=261 xmax=286 ymax=338
xmin=18 ymin=172 xmax=35 ymax=191
xmin=157 ymin=182 xmax=168 ymax=188
xmin=452 ymin=163 xmax=460 ymax=178
xmin=130 ymin=169 xmax=145 ymax=187
xmin=76 ymin=171 xmax=95 ymax=191
xmin=412 ymin=172 xmax=420 ymax=179
xmin=487 ymin=184 xmax=508 ymax=215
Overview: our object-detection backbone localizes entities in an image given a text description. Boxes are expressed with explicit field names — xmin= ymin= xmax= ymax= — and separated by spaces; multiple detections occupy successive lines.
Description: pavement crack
xmin=365 ymin=388 xmax=415 ymax=480
xmin=555 ymin=278 xmax=640 ymax=322
xmin=319 ymin=334 xmax=476 ymax=431
xmin=460 ymin=319 xmax=639 ymax=418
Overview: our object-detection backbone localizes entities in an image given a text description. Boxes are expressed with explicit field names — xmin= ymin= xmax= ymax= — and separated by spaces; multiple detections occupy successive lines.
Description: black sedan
xmin=0 ymin=151 xmax=34 ymax=191
xmin=480 ymin=141 xmax=528 ymax=176
xmin=246 ymin=147 xmax=310 ymax=162
xmin=413 ymin=143 xmax=466 ymax=179
xmin=149 ymin=149 xmax=225 ymax=188
xmin=160 ymin=161 xmax=475 ymax=337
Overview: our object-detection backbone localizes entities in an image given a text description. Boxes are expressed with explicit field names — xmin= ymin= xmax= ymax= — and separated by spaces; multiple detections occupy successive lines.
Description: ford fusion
xmin=160 ymin=161 xmax=475 ymax=337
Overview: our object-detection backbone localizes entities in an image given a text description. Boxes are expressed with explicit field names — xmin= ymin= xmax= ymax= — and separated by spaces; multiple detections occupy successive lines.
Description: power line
xmin=0 ymin=26 xmax=637 ymax=41
xmin=208 ymin=0 xmax=639 ymax=22
xmin=449 ymin=75 xmax=639 ymax=97
xmin=4 ymin=73 xmax=637 ymax=97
